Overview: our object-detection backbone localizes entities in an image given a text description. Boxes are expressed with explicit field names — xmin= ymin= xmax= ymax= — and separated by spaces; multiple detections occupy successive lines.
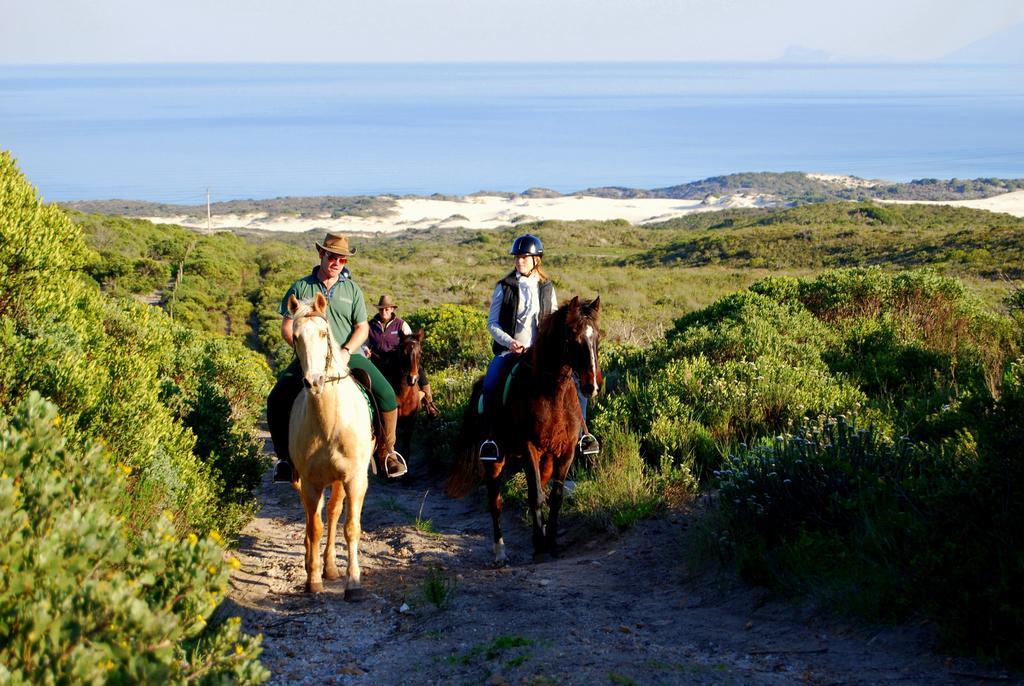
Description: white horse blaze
xmin=584 ymin=324 xmax=598 ymax=397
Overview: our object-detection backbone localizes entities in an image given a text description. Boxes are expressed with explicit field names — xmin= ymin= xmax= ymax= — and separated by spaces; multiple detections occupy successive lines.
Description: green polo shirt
xmin=280 ymin=267 xmax=368 ymax=347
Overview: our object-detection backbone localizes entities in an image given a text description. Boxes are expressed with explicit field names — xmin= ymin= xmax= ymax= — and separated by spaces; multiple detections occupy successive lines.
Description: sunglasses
xmin=323 ymin=252 xmax=348 ymax=262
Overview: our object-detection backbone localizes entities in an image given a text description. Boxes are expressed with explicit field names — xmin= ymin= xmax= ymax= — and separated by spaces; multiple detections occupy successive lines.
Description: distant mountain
xmin=578 ymin=173 xmax=1024 ymax=203
xmin=943 ymin=21 xmax=1024 ymax=63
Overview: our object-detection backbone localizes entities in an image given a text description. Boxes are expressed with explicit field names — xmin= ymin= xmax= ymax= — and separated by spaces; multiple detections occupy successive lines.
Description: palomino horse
xmin=447 ymin=296 xmax=601 ymax=564
xmin=377 ymin=330 xmax=435 ymax=458
xmin=287 ymin=292 xmax=374 ymax=598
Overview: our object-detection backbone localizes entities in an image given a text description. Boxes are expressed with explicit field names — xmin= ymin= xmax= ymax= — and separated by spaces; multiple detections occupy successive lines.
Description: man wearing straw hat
xmin=267 ymin=232 xmax=407 ymax=481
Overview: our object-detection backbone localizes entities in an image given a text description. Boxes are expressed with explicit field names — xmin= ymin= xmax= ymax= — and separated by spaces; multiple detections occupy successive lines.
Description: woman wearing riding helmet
xmin=478 ymin=233 xmax=599 ymax=461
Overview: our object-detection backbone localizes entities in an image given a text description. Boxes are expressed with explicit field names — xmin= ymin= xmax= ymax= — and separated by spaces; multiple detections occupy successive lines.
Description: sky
xmin=3 ymin=0 xmax=1024 ymax=64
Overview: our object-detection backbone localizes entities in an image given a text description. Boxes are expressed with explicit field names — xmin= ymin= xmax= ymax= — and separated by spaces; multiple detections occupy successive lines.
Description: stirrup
xmin=478 ymin=439 xmax=500 ymax=462
xmin=384 ymin=451 xmax=408 ymax=478
xmin=578 ymin=433 xmax=600 ymax=456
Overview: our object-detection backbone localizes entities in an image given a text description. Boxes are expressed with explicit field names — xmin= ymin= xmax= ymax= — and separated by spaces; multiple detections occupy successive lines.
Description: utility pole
xmin=206 ymin=188 xmax=212 ymax=233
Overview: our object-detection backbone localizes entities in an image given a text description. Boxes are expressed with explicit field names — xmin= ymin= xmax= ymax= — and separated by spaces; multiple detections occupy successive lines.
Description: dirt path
xmin=226 ymin=440 xmax=1019 ymax=686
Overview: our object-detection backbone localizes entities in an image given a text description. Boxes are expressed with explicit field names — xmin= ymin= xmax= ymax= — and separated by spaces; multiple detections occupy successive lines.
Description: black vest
xmin=492 ymin=271 xmax=555 ymax=355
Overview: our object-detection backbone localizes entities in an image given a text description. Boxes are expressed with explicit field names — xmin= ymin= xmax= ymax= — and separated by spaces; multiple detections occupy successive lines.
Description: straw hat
xmin=315 ymin=232 xmax=356 ymax=256
xmin=376 ymin=295 xmax=398 ymax=309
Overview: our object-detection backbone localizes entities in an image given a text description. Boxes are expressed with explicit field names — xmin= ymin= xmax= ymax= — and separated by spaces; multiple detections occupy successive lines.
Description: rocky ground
xmin=224 ymin=440 xmax=1020 ymax=686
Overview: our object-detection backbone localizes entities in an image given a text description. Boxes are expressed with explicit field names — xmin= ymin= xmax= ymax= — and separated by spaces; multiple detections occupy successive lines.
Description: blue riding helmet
xmin=509 ymin=234 xmax=543 ymax=256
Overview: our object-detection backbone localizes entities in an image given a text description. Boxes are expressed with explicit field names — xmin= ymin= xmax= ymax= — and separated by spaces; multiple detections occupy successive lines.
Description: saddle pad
xmin=478 ymin=361 xmax=520 ymax=416
xmin=356 ymin=383 xmax=374 ymax=420
xmin=348 ymin=367 xmax=377 ymax=421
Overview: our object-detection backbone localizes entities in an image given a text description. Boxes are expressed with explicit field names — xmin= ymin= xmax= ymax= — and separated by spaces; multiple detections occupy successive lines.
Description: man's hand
xmin=424 ymin=397 xmax=440 ymax=417
xmin=509 ymin=341 xmax=526 ymax=354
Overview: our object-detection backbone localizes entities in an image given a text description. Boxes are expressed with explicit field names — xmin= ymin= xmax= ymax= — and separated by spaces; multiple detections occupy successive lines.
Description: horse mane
xmin=528 ymin=301 xmax=572 ymax=375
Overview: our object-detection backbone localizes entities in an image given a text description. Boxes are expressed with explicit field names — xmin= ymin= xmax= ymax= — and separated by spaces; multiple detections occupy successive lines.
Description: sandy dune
xmin=878 ymin=189 xmax=1024 ymax=217
xmin=139 ymin=188 xmax=1024 ymax=233
xmin=139 ymin=193 xmax=782 ymax=233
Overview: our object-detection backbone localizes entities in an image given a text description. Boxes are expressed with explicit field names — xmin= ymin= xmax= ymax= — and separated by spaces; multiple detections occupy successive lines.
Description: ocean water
xmin=1 ymin=62 xmax=1022 ymax=203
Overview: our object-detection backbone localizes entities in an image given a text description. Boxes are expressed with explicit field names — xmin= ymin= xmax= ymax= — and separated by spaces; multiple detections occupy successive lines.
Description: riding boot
xmin=378 ymin=409 xmax=408 ymax=478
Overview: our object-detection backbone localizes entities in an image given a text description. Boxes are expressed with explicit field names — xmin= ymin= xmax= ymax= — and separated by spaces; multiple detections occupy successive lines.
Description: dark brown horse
xmin=447 ymin=296 xmax=601 ymax=564
xmin=377 ymin=330 xmax=434 ymax=457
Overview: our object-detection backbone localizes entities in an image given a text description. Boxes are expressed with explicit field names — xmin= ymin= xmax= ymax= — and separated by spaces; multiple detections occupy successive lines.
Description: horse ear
xmin=287 ymin=294 xmax=301 ymax=315
xmin=313 ymin=292 xmax=328 ymax=314
xmin=568 ymin=295 xmax=580 ymax=311
xmin=415 ymin=329 xmax=425 ymax=342
xmin=585 ymin=296 xmax=601 ymax=315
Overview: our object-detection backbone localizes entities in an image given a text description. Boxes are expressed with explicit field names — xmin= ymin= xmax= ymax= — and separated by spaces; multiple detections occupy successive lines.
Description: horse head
xmin=397 ymin=329 xmax=425 ymax=387
xmin=563 ymin=296 xmax=602 ymax=399
xmin=288 ymin=292 xmax=344 ymax=396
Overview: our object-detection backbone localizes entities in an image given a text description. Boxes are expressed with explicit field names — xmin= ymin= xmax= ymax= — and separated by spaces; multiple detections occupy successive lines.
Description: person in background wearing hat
xmin=364 ymin=294 xmax=439 ymax=416
xmin=266 ymin=232 xmax=408 ymax=481
xmin=477 ymin=233 xmax=599 ymax=461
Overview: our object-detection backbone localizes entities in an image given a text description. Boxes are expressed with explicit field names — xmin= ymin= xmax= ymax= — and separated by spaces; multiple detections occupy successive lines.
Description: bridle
xmin=523 ymin=313 xmax=598 ymax=383
xmin=292 ymin=311 xmax=351 ymax=386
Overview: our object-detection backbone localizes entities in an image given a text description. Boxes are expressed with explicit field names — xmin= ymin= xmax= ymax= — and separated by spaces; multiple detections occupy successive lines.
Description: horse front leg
xmin=486 ymin=462 xmax=507 ymax=566
xmin=545 ymin=453 xmax=575 ymax=559
xmin=323 ymin=480 xmax=345 ymax=581
xmin=301 ymin=486 xmax=326 ymax=592
xmin=342 ymin=472 xmax=368 ymax=602
xmin=525 ymin=448 xmax=549 ymax=562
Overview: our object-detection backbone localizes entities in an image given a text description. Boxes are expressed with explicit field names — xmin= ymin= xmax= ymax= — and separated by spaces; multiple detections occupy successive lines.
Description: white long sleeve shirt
xmin=487 ymin=272 xmax=557 ymax=350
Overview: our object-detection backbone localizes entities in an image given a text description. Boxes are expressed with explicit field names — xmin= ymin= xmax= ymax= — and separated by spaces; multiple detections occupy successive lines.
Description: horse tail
xmin=445 ymin=377 xmax=485 ymax=498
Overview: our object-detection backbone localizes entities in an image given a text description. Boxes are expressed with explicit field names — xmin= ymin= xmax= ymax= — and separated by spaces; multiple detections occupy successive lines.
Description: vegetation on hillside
xmin=63 ymin=194 xmax=396 ymax=220
xmin=594 ymin=268 xmax=1022 ymax=662
xmin=630 ymin=201 xmax=1024 ymax=278
xmin=1 ymin=152 xmax=270 ymax=681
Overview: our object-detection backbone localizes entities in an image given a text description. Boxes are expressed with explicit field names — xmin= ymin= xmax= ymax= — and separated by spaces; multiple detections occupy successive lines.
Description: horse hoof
xmin=306 ymin=581 xmax=324 ymax=593
xmin=490 ymin=557 xmax=509 ymax=569
xmin=532 ymin=552 xmax=550 ymax=564
xmin=344 ymin=587 xmax=365 ymax=602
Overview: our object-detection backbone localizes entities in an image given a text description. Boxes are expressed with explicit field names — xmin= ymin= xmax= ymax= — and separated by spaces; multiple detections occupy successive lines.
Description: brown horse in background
xmin=447 ymin=296 xmax=601 ymax=564
xmin=377 ymin=330 xmax=434 ymax=458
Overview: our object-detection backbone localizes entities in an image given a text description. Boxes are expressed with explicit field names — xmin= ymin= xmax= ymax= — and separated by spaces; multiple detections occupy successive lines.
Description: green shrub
xmin=0 ymin=152 xmax=271 ymax=538
xmin=712 ymin=409 xmax=1024 ymax=663
xmin=0 ymin=393 xmax=268 ymax=684
xmin=406 ymin=304 xmax=490 ymax=370
xmin=571 ymin=424 xmax=674 ymax=529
